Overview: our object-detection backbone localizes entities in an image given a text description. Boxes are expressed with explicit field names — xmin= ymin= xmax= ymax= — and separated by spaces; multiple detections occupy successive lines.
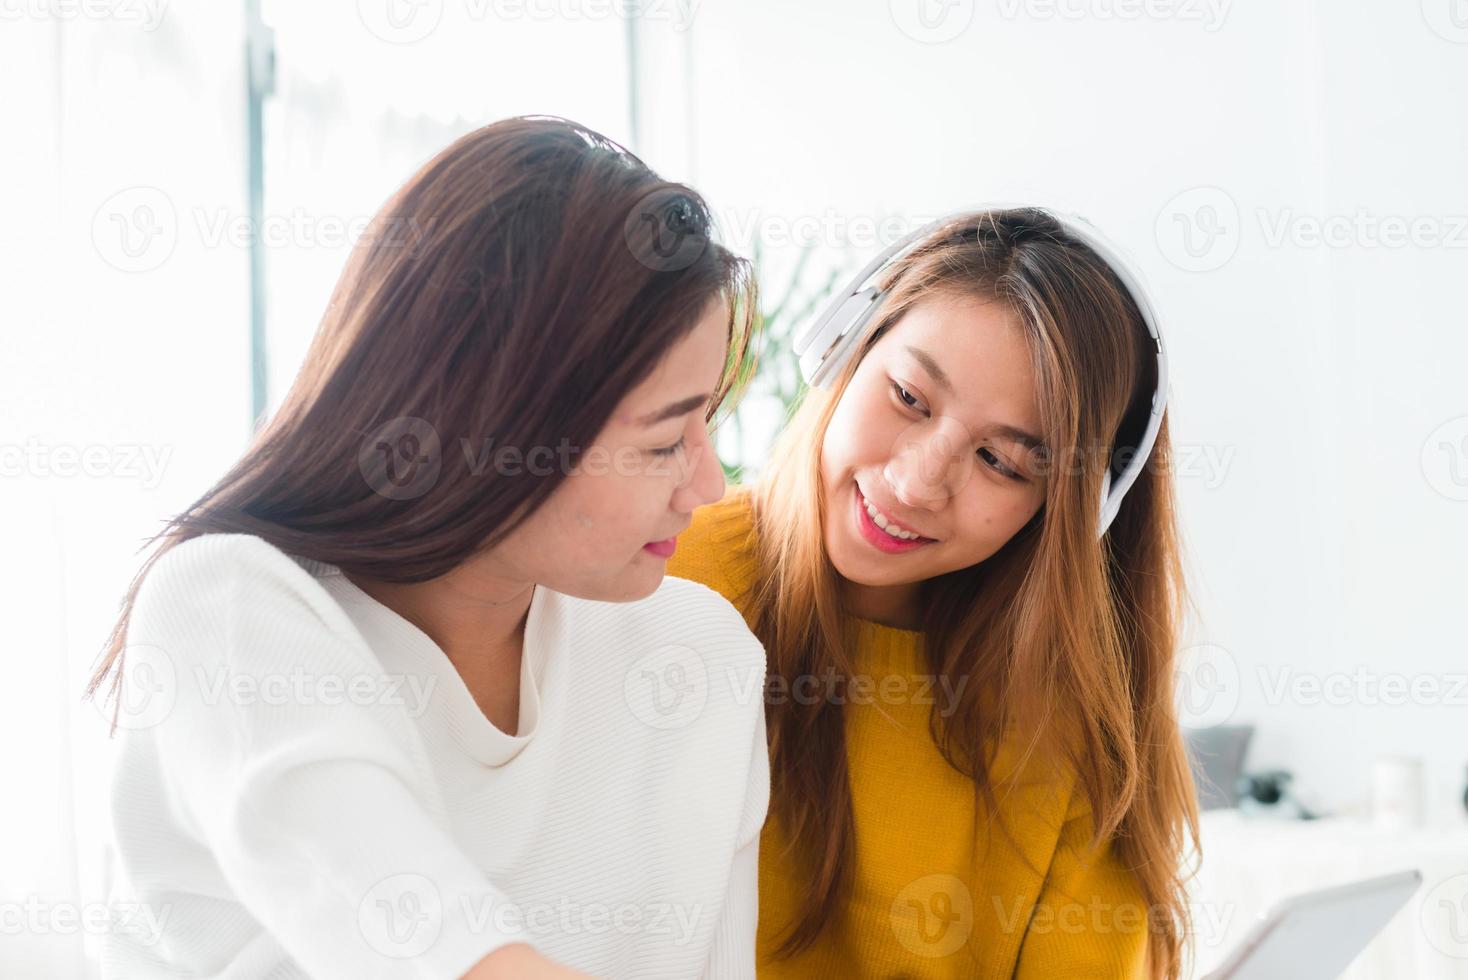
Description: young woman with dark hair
xmin=89 ymin=116 xmax=766 ymax=980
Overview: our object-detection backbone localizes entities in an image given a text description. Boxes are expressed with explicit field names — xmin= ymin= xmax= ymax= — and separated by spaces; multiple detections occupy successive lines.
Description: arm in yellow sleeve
xmin=1012 ymin=783 xmax=1151 ymax=979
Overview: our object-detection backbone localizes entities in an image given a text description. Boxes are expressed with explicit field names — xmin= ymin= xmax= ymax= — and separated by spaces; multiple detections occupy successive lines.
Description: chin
xmin=625 ymin=576 xmax=664 ymax=602
xmin=555 ymin=565 xmax=662 ymax=604
xmin=837 ymin=559 xmax=923 ymax=590
xmin=617 ymin=561 xmax=667 ymax=602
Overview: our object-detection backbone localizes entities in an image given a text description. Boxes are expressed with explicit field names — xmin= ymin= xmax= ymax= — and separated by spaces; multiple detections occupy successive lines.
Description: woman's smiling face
xmin=820 ymin=292 xmax=1049 ymax=609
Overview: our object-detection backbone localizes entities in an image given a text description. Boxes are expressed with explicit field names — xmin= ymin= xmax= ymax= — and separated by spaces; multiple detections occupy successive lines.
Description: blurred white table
xmin=1187 ymin=809 xmax=1468 ymax=979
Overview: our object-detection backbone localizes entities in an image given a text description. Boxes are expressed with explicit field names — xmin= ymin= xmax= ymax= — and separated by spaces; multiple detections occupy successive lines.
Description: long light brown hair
xmin=86 ymin=116 xmax=756 ymax=730
xmin=746 ymin=209 xmax=1199 ymax=978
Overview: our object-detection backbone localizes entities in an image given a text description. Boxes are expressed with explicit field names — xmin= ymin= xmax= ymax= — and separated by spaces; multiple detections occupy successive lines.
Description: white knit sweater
xmin=101 ymin=534 xmax=768 ymax=979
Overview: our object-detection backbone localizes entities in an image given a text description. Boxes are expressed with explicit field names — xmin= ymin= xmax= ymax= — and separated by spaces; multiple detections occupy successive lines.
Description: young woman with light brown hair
xmin=668 ymin=207 xmax=1200 ymax=978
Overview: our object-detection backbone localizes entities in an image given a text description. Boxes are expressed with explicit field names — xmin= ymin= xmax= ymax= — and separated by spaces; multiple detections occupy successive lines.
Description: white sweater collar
xmin=310 ymin=565 xmax=556 ymax=768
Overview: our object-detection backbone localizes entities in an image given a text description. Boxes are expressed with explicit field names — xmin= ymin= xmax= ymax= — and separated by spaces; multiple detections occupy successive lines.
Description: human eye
xmin=978 ymin=446 xmax=1024 ymax=481
xmin=889 ymin=380 xmax=928 ymax=415
xmin=649 ymin=436 xmax=686 ymax=457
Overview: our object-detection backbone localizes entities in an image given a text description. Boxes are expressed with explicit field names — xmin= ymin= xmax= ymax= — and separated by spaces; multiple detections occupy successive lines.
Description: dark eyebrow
xmin=635 ymin=394 xmax=711 ymax=427
xmin=905 ymin=345 xmax=1044 ymax=450
xmin=905 ymin=345 xmax=954 ymax=395
xmin=992 ymin=424 xmax=1046 ymax=452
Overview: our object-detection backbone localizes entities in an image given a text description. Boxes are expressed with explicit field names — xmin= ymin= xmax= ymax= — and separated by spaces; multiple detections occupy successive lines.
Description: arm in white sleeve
xmin=701 ymin=688 xmax=769 ymax=980
xmin=126 ymin=534 xmax=529 ymax=980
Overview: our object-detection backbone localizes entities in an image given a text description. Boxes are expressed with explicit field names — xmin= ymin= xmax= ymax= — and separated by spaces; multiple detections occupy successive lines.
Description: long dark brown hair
xmin=749 ymin=210 xmax=1198 ymax=978
xmin=86 ymin=115 xmax=756 ymax=731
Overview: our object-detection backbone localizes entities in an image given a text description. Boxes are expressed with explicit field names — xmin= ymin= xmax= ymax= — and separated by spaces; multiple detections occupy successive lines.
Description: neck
xmin=840 ymin=577 xmax=923 ymax=632
xmin=346 ymin=562 xmax=535 ymax=722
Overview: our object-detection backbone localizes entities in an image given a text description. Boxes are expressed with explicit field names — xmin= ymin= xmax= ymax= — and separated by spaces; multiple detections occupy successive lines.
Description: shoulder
xmin=576 ymin=579 xmax=768 ymax=765
xmin=142 ymin=531 xmax=296 ymax=577
xmin=984 ymin=729 xmax=1084 ymax=834
xmin=570 ymin=573 xmax=766 ymax=673
xmin=647 ymin=574 xmax=760 ymax=650
xmin=130 ymin=534 xmax=357 ymax=660
xmin=989 ymin=738 xmax=1138 ymax=885
xmin=138 ymin=534 xmax=322 ymax=608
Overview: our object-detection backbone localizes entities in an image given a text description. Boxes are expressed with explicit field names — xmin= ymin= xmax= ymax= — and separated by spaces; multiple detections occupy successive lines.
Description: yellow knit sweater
xmin=666 ymin=489 xmax=1151 ymax=979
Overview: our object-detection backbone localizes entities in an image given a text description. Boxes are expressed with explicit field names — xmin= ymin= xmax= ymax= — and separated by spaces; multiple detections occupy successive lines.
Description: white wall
xmin=633 ymin=0 xmax=1468 ymax=817
xmin=257 ymin=1 xmax=632 ymax=417
xmin=1 ymin=8 xmax=254 ymax=976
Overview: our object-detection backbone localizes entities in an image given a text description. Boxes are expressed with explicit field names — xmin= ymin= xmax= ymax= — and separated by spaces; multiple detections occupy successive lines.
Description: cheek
xmin=955 ymin=488 xmax=1042 ymax=548
xmin=823 ymin=384 xmax=889 ymax=477
xmin=561 ymin=473 xmax=652 ymax=544
xmin=507 ymin=495 xmax=589 ymax=567
xmin=992 ymin=492 xmax=1051 ymax=539
xmin=521 ymin=472 xmax=651 ymax=562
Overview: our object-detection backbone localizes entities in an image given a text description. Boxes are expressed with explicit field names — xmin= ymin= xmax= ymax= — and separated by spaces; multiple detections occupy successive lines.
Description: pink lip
xmin=853 ymin=483 xmax=934 ymax=555
xmin=643 ymin=537 xmax=678 ymax=559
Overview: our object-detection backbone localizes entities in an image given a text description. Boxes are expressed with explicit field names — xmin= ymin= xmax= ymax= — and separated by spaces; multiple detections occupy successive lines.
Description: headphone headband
xmin=791 ymin=206 xmax=1168 ymax=538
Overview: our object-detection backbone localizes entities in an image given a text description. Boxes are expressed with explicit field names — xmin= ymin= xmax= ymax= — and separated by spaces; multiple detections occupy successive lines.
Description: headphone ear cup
xmin=798 ymin=287 xmax=883 ymax=388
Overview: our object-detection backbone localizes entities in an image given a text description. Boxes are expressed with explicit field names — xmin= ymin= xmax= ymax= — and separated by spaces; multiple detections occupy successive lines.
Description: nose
xmin=670 ymin=421 xmax=724 ymax=513
xmin=883 ymin=416 xmax=972 ymax=510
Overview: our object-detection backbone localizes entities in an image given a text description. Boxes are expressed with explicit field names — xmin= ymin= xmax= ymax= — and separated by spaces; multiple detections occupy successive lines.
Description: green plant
xmin=717 ymin=242 xmax=842 ymax=485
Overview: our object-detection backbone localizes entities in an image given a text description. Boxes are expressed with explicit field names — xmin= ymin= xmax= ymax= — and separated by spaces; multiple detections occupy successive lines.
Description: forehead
xmin=613 ymin=300 xmax=728 ymax=425
xmin=876 ymin=293 xmax=1040 ymax=422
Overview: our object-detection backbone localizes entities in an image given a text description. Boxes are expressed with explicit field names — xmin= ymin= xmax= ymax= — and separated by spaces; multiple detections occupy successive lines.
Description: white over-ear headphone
xmin=792 ymin=207 xmax=1169 ymax=538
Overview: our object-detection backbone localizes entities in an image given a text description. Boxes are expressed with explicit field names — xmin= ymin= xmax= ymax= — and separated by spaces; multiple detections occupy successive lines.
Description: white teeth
xmin=863 ymin=498 xmax=918 ymax=540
